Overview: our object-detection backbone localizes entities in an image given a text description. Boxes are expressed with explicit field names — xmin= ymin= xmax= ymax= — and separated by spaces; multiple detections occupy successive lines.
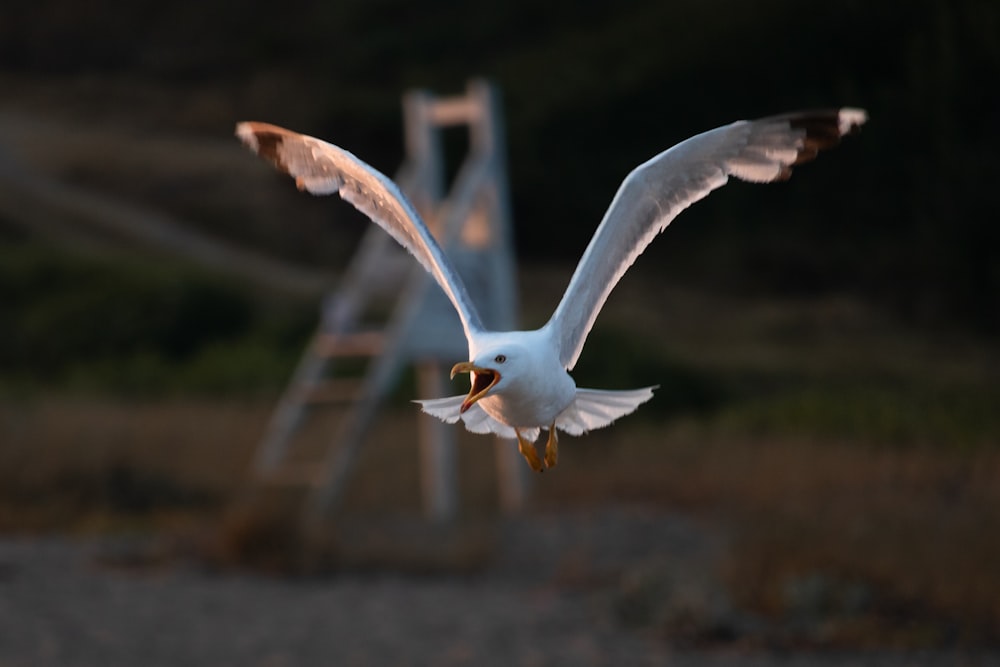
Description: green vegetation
xmin=3 ymin=243 xmax=998 ymax=449
xmin=0 ymin=244 xmax=315 ymax=396
xmin=719 ymin=381 xmax=1000 ymax=450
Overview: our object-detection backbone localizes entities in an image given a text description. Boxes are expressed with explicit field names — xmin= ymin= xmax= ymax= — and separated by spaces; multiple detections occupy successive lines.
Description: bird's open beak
xmin=450 ymin=361 xmax=501 ymax=414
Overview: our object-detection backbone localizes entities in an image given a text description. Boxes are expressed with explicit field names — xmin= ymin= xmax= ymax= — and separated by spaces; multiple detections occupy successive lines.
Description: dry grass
xmin=0 ymin=396 xmax=500 ymax=531
xmin=2 ymin=395 xmax=998 ymax=646
xmin=0 ymin=397 xmax=269 ymax=532
xmin=537 ymin=425 xmax=1000 ymax=646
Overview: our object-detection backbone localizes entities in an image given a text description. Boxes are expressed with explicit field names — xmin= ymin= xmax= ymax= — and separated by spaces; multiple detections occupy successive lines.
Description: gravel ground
xmin=0 ymin=508 xmax=994 ymax=667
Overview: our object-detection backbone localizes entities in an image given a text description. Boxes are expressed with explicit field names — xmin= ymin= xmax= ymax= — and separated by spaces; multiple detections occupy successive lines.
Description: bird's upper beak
xmin=450 ymin=361 xmax=501 ymax=414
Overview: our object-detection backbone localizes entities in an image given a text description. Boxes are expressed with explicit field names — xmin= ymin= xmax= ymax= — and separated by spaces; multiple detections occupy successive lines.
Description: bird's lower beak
xmin=450 ymin=361 xmax=501 ymax=414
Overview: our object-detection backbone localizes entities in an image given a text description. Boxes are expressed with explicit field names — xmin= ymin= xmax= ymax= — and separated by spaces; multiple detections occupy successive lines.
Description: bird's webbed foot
xmin=515 ymin=429 xmax=544 ymax=473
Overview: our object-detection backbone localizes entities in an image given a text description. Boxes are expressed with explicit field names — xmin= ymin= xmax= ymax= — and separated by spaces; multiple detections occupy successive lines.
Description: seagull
xmin=236 ymin=107 xmax=867 ymax=472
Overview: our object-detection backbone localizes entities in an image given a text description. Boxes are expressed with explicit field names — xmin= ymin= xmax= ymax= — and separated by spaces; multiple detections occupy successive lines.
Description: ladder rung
xmin=313 ymin=331 xmax=385 ymax=358
xmin=255 ymin=463 xmax=326 ymax=488
xmin=428 ymin=97 xmax=481 ymax=126
xmin=299 ymin=378 xmax=364 ymax=405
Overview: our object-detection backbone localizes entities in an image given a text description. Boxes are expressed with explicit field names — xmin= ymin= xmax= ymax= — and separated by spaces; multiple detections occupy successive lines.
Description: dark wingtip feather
xmin=781 ymin=108 xmax=867 ymax=166
xmin=235 ymin=121 xmax=291 ymax=174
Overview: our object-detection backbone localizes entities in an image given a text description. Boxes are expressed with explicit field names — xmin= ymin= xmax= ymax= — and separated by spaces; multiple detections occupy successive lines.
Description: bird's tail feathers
xmin=413 ymin=395 xmax=464 ymax=424
xmin=554 ymin=386 xmax=657 ymax=436
xmin=416 ymin=385 xmax=657 ymax=440
xmin=414 ymin=396 xmax=540 ymax=442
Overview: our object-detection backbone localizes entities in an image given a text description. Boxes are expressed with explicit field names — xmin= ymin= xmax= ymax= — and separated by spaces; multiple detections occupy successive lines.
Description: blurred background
xmin=1 ymin=0 xmax=999 ymax=663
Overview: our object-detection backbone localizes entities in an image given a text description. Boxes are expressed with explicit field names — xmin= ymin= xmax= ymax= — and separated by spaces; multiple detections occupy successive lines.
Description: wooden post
xmin=494 ymin=438 xmax=528 ymax=513
xmin=416 ymin=362 xmax=458 ymax=522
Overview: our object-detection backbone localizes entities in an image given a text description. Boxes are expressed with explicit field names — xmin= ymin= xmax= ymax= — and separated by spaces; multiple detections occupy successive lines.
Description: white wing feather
xmin=414 ymin=396 xmax=540 ymax=441
xmin=546 ymin=108 xmax=867 ymax=370
xmin=235 ymin=121 xmax=485 ymax=340
xmin=554 ymin=386 xmax=657 ymax=436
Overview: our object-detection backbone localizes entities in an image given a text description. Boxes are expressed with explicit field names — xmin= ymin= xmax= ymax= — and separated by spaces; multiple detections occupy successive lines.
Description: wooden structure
xmin=250 ymin=80 xmax=526 ymax=525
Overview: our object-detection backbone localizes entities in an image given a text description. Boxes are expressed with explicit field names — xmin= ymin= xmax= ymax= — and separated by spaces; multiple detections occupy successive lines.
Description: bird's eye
xmin=494 ymin=354 xmax=506 ymax=364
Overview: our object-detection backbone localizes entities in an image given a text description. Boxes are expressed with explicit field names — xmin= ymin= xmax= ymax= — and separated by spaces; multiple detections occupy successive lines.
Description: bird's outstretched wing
xmin=545 ymin=108 xmax=867 ymax=370
xmin=236 ymin=121 xmax=485 ymax=339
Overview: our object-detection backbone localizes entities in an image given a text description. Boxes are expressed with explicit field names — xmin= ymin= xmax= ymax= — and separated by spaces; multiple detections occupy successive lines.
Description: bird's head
xmin=450 ymin=350 xmax=515 ymax=414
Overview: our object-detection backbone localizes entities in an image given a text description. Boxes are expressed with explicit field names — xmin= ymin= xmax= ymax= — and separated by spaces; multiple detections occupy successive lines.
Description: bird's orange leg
xmin=543 ymin=424 xmax=559 ymax=469
xmin=515 ymin=429 xmax=544 ymax=473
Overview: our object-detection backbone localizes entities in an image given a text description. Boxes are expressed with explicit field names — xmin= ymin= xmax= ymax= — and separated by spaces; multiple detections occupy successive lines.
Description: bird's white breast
xmin=478 ymin=371 xmax=576 ymax=428
xmin=470 ymin=328 xmax=577 ymax=429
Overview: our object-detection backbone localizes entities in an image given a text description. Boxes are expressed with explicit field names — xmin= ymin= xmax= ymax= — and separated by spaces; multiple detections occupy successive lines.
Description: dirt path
xmin=0 ymin=508 xmax=992 ymax=667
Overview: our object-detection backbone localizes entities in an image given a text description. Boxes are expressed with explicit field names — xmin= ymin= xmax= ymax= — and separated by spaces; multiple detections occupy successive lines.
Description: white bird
xmin=236 ymin=107 xmax=867 ymax=472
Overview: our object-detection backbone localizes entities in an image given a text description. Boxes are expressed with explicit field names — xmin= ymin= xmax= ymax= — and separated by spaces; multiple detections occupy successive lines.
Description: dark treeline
xmin=2 ymin=0 xmax=997 ymax=330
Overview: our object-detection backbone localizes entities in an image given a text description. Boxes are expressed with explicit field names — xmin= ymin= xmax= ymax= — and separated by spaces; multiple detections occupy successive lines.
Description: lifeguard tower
xmin=250 ymin=80 xmax=525 ymax=526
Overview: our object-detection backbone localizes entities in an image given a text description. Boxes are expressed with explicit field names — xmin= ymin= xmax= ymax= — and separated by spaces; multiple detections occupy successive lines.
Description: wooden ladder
xmin=249 ymin=80 xmax=526 ymax=527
